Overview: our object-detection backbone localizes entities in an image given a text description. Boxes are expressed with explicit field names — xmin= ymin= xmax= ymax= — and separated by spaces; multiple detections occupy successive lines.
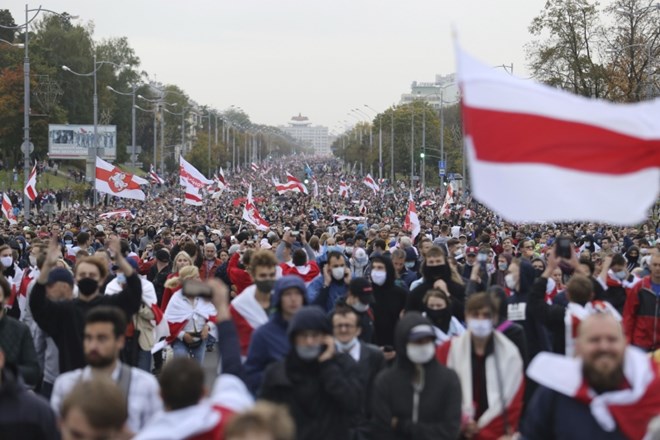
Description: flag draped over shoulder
xmin=457 ymin=44 xmax=660 ymax=224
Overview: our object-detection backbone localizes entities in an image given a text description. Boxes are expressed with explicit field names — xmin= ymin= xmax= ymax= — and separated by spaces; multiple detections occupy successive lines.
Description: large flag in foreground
xmin=242 ymin=185 xmax=270 ymax=231
xmin=458 ymin=45 xmax=660 ymax=224
xmin=95 ymin=157 xmax=146 ymax=201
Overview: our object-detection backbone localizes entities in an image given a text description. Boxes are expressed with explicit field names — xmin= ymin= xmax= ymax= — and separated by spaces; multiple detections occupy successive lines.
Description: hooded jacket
xmin=370 ymin=256 xmax=408 ymax=347
xmin=506 ymin=260 xmax=552 ymax=361
xmin=371 ymin=312 xmax=462 ymax=440
xmin=244 ymin=276 xmax=306 ymax=394
xmin=260 ymin=306 xmax=362 ymax=440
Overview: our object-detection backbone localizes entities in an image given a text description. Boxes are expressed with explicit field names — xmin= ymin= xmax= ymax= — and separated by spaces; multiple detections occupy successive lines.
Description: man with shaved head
xmin=522 ymin=313 xmax=660 ymax=439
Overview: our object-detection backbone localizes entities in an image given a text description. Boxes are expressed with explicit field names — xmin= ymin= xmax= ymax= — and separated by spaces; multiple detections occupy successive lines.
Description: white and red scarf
xmin=229 ymin=285 xmax=269 ymax=356
xmin=164 ymin=291 xmax=217 ymax=344
xmin=528 ymin=347 xmax=660 ymax=440
xmin=437 ymin=331 xmax=525 ymax=439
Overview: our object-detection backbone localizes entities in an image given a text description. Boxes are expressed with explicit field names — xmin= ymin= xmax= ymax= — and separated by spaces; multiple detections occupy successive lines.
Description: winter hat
xmin=287 ymin=306 xmax=331 ymax=340
xmin=47 ymin=268 xmax=74 ymax=286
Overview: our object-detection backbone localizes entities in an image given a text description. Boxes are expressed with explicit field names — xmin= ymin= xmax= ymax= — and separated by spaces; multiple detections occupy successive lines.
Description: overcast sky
xmin=7 ymin=1 xmax=582 ymax=130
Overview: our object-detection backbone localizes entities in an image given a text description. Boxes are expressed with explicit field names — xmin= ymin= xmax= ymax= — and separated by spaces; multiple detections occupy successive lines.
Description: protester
xmin=260 ymin=305 xmax=363 ymax=440
xmin=308 ymin=250 xmax=351 ymax=312
xmin=371 ymin=312 xmax=462 ymax=439
xmin=51 ymin=306 xmax=162 ymax=434
xmin=623 ymin=252 xmax=660 ymax=351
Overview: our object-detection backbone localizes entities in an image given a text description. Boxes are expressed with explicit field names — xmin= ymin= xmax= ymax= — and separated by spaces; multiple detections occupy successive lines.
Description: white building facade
xmin=399 ymin=73 xmax=460 ymax=109
xmin=280 ymin=114 xmax=333 ymax=155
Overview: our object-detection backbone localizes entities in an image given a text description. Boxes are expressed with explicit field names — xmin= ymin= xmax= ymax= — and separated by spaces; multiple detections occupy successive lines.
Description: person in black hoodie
xmin=505 ymin=258 xmax=551 ymax=361
xmin=0 ymin=347 xmax=58 ymax=440
xmin=371 ymin=312 xmax=462 ymax=439
xmin=406 ymin=246 xmax=466 ymax=321
xmin=489 ymin=285 xmax=528 ymax=367
xmin=370 ymin=255 xmax=407 ymax=348
xmin=260 ymin=306 xmax=363 ymax=440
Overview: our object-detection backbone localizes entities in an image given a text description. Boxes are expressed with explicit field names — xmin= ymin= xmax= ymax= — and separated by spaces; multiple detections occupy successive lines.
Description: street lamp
xmin=0 ymin=5 xmax=77 ymax=220
xmin=62 ymin=56 xmax=127 ymax=206
xmin=107 ymin=84 xmax=138 ymax=167
xmin=133 ymin=104 xmax=158 ymax=171
xmin=364 ymin=104 xmax=382 ymax=180
xmin=139 ymin=94 xmax=178 ymax=172
xmin=162 ymin=107 xmax=186 ymax=168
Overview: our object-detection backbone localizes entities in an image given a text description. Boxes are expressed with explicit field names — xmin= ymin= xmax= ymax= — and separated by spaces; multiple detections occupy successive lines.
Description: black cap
xmin=47 ymin=268 xmax=74 ymax=286
xmin=349 ymin=277 xmax=375 ymax=304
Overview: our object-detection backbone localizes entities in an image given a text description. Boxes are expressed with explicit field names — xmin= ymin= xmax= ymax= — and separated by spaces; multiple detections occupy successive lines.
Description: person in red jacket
xmin=228 ymin=248 xmax=254 ymax=295
xmin=199 ymin=243 xmax=222 ymax=281
xmin=623 ymin=252 xmax=660 ymax=351
xmin=282 ymin=249 xmax=320 ymax=286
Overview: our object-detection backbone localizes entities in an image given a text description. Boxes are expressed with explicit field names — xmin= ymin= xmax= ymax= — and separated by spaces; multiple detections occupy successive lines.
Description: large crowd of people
xmin=1 ymin=156 xmax=660 ymax=440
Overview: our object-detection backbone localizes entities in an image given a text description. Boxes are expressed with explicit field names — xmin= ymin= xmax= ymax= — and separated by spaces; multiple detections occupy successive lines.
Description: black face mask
xmin=423 ymin=264 xmax=450 ymax=282
xmin=425 ymin=307 xmax=452 ymax=332
xmin=147 ymin=230 xmax=156 ymax=238
xmin=77 ymin=278 xmax=99 ymax=296
xmin=533 ymin=268 xmax=544 ymax=278
xmin=255 ymin=279 xmax=275 ymax=293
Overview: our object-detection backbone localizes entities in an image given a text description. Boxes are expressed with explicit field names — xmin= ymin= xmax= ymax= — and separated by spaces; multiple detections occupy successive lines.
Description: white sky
xmin=6 ymin=1 xmax=593 ymax=129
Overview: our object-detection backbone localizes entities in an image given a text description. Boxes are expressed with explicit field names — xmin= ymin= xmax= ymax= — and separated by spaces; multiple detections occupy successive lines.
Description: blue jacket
xmin=521 ymin=386 xmax=627 ymax=440
xmin=244 ymin=275 xmax=306 ymax=394
xmin=307 ymin=276 xmax=348 ymax=313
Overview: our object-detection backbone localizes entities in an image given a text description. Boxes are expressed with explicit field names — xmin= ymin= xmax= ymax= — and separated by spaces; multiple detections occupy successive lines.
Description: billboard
xmin=48 ymin=124 xmax=117 ymax=160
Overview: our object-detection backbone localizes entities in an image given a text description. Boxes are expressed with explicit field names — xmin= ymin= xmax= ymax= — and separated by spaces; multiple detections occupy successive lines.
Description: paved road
xmin=202 ymin=348 xmax=220 ymax=389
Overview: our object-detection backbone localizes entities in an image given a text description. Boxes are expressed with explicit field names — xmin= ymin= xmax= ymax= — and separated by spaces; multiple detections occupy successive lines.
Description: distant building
xmin=279 ymin=114 xmax=334 ymax=155
xmin=399 ymin=73 xmax=460 ymax=110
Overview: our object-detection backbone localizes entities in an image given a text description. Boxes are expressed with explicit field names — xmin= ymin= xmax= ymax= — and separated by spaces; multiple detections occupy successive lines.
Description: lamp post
xmin=0 ymin=5 xmax=76 ymax=220
xmin=139 ymin=94 xmax=179 ymax=171
xmin=133 ymin=104 xmax=158 ymax=169
xmin=62 ymin=56 xmax=127 ymax=206
xmin=364 ymin=105 xmax=382 ymax=180
xmin=202 ymin=112 xmax=212 ymax=177
xmin=107 ymin=84 xmax=137 ymax=167
xmin=162 ymin=107 xmax=186 ymax=166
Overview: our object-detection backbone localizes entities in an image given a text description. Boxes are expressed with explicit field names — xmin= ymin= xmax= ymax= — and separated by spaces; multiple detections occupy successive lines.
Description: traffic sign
xmin=21 ymin=141 xmax=34 ymax=155
xmin=439 ymin=168 xmax=446 ymax=177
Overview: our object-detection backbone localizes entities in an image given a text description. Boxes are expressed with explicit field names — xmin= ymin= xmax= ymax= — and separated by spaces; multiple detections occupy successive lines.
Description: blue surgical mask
xmin=404 ymin=261 xmax=415 ymax=269
xmin=116 ymin=273 xmax=127 ymax=284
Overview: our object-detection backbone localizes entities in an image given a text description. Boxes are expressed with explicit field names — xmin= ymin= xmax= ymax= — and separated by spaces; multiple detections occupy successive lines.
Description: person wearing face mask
xmin=597 ymin=253 xmax=640 ymax=314
xmin=260 ymin=306 xmax=362 ymax=440
xmin=139 ymin=226 xmax=157 ymax=252
xmin=422 ymin=289 xmax=465 ymax=344
xmin=30 ymin=237 xmax=142 ymax=374
xmin=407 ymin=246 xmax=467 ymax=322
xmin=391 ymin=248 xmax=419 ymax=289
xmin=229 ymin=250 xmax=278 ymax=358
xmin=0 ymin=245 xmax=24 ymax=317
xmin=437 ymin=293 xmax=525 ymax=440
xmin=332 ymin=305 xmax=385 ymax=440
xmin=490 ymin=253 xmax=513 ymax=289
xmin=370 ymin=256 xmax=407 ymax=348
xmin=309 ymin=251 xmax=351 ymax=313
xmin=371 ymin=312 xmax=462 ymax=440
xmin=244 ymin=275 xmax=306 ymax=394
xmin=625 ymin=245 xmax=641 ymax=272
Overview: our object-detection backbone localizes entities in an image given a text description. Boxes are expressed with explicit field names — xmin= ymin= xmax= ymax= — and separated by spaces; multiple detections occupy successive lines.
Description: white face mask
xmin=467 ymin=318 xmax=494 ymax=338
xmin=352 ymin=301 xmax=369 ymax=312
xmin=371 ymin=270 xmax=387 ymax=286
xmin=504 ymin=273 xmax=517 ymax=290
xmin=331 ymin=267 xmax=345 ymax=281
xmin=29 ymin=255 xmax=37 ymax=267
xmin=0 ymin=256 xmax=13 ymax=268
xmin=336 ymin=337 xmax=358 ymax=352
xmin=406 ymin=342 xmax=436 ymax=364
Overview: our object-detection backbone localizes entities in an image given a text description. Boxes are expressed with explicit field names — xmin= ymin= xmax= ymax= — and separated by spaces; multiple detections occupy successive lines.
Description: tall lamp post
xmin=0 ymin=5 xmax=76 ymax=220
xmin=162 ymin=107 xmax=186 ymax=165
xmin=62 ymin=56 xmax=127 ymax=206
xmin=364 ymin=104 xmax=382 ymax=180
xmin=106 ymin=84 xmax=138 ymax=167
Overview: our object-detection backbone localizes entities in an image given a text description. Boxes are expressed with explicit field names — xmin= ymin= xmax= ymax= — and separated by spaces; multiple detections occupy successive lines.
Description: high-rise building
xmin=399 ymin=73 xmax=460 ymax=109
xmin=279 ymin=114 xmax=334 ymax=155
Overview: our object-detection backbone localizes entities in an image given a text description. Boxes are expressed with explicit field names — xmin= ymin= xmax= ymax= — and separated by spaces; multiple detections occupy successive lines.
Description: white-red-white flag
xmin=339 ymin=179 xmax=349 ymax=198
xmin=184 ymin=185 xmax=203 ymax=206
xmin=458 ymin=44 xmax=660 ymax=224
xmin=403 ymin=192 xmax=421 ymax=240
xmin=312 ymin=176 xmax=318 ymax=198
xmin=420 ymin=200 xmax=436 ymax=208
xmin=251 ymin=162 xmax=260 ymax=172
xmin=99 ymin=209 xmax=135 ymax=220
xmin=179 ymin=155 xmax=213 ymax=189
xmin=216 ymin=168 xmax=227 ymax=189
xmin=326 ymin=185 xmax=334 ymax=196
xmin=461 ymin=208 xmax=476 ymax=219
xmin=333 ymin=214 xmax=367 ymax=222
xmin=149 ymin=164 xmax=165 ymax=185
xmin=24 ymin=165 xmax=37 ymax=202
xmin=95 ymin=157 xmax=146 ymax=201
xmin=242 ymin=184 xmax=270 ymax=231
xmin=286 ymin=173 xmax=308 ymax=194
xmin=1 ymin=194 xmax=16 ymax=225
xmin=363 ymin=173 xmax=379 ymax=194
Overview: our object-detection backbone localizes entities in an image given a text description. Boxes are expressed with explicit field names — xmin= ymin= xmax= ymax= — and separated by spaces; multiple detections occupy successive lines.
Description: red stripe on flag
xmin=463 ymin=105 xmax=660 ymax=174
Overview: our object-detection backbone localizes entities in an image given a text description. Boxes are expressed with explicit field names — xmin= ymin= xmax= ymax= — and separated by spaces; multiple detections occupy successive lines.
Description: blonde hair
xmin=165 ymin=265 xmax=200 ymax=290
xmin=173 ymin=251 xmax=194 ymax=270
